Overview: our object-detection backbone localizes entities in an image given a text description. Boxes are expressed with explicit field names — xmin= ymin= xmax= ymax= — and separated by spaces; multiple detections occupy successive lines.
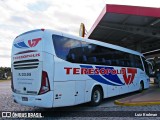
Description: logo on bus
xmin=122 ymin=68 xmax=137 ymax=85
xmin=14 ymin=38 xmax=42 ymax=49
xmin=64 ymin=65 xmax=137 ymax=86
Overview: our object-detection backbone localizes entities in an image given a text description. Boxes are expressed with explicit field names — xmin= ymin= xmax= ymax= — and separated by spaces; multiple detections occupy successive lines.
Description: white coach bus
xmin=11 ymin=29 xmax=150 ymax=108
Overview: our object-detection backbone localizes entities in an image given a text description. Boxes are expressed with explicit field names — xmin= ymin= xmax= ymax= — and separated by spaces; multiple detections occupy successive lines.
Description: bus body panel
xmin=42 ymin=52 xmax=54 ymax=91
xmin=53 ymin=81 xmax=76 ymax=107
xmin=75 ymin=80 xmax=86 ymax=104
xmin=12 ymin=62 xmax=42 ymax=95
xmin=43 ymin=30 xmax=62 ymax=55
xmin=12 ymin=30 xmax=43 ymax=55
xmin=12 ymin=30 xmax=54 ymax=107
xmin=13 ymin=91 xmax=53 ymax=108
xmin=12 ymin=30 xmax=44 ymax=95
xmin=53 ymin=56 xmax=149 ymax=104
xmin=11 ymin=29 xmax=150 ymax=108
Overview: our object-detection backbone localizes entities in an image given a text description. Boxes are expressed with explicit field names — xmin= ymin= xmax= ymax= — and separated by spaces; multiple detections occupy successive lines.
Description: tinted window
xmin=134 ymin=55 xmax=143 ymax=70
xmin=81 ymin=42 xmax=116 ymax=65
xmin=81 ymin=41 xmax=143 ymax=69
xmin=53 ymin=35 xmax=144 ymax=69
xmin=52 ymin=35 xmax=82 ymax=63
xmin=142 ymin=57 xmax=149 ymax=76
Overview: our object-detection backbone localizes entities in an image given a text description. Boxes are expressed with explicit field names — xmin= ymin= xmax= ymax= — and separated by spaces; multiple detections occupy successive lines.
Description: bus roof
xmin=15 ymin=29 xmax=44 ymax=39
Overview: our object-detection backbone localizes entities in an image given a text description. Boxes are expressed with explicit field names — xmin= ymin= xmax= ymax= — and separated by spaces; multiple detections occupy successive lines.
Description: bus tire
xmin=90 ymin=86 xmax=103 ymax=106
xmin=139 ymin=81 xmax=144 ymax=92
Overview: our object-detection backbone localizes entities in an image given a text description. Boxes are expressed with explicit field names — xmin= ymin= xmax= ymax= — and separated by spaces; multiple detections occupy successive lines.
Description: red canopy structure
xmin=86 ymin=4 xmax=160 ymax=58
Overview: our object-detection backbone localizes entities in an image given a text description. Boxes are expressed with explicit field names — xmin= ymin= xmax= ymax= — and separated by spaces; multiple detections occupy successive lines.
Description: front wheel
xmin=90 ymin=87 xmax=103 ymax=106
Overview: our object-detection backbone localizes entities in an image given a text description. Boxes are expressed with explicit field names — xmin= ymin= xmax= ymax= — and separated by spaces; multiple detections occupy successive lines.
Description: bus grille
xmin=13 ymin=59 xmax=39 ymax=70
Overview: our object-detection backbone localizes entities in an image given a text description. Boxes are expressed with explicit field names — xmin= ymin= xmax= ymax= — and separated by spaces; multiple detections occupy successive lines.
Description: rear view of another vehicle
xmin=11 ymin=29 xmax=53 ymax=108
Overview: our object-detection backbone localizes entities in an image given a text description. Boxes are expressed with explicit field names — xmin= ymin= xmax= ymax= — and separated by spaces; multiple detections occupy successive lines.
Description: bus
xmin=11 ymin=29 xmax=150 ymax=108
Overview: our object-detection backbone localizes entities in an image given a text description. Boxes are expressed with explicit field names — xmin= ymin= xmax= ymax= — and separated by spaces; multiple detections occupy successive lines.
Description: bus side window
xmin=101 ymin=58 xmax=106 ymax=64
xmin=127 ymin=61 xmax=130 ymax=67
xmin=82 ymin=55 xmax=87 ymax=63
xmin=53 ymin=35 xmax=83 ymax=63
xmin=67 ymin=53 xmax=76 ymax=62
xmin=119 ymin=60 xmax=124 ymax=66
xmin=81 ymin=42 xmax=96 ymax=65
xmin=135 ymin=55 xmax=143 ymax=70
xmin=142 ymin=57 xmax=150 ymax=76
xmin=106 ymin=60 xmax=111 ymax=66
xmin=88 ymin=57 xmax=97 ymax=64
xmin=112 ymin=60 xmax=117 ymax=66
xmin=116 ymin=60 xmax=120 ymax=66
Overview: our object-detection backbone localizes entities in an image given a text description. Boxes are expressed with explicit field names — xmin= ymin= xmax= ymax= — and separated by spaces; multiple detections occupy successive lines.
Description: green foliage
xmin=0 ymin=67 xmax=11 ymax=79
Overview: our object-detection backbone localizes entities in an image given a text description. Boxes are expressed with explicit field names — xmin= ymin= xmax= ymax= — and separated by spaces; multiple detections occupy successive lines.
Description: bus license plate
xmin=22 ymin=97 xmax=28 ymax=101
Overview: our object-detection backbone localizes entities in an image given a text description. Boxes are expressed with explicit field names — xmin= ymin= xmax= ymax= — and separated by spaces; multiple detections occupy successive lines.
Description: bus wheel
xmin=90 ymin=86 xmax=103 ymax=106
xmin=139 ymin=81 xmax=144 ymax=92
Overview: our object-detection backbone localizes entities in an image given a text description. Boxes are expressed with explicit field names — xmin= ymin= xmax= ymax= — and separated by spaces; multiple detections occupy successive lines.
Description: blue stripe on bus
xmin=17 ymin=41 xmax=29 ymax=48
xmin=96 ymin=66 xmax=124 ymax=85
xmin=80 ymin=65 xmax=123 ymax=86
xmin=14 ymin=44 xmax=22 ymax=48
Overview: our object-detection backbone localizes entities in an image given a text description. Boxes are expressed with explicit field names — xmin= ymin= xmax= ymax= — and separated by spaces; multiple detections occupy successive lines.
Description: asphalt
xmin=114 ymin=82 xmax=160 ymax=106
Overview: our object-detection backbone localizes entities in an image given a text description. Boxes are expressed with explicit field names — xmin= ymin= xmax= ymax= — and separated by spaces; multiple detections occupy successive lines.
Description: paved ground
xmin=1 ymin=80 xmax=160 ymax=119
xmin=115 ymin=84 xmax=160 ymax=106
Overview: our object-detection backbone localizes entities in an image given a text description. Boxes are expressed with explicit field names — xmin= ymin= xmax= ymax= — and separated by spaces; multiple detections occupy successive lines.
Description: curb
xmin=114 ymin=100 xmax=160 ymax=106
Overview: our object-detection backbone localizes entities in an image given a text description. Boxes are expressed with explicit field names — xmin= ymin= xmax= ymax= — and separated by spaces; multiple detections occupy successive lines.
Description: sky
xmin=0 ymin=0 xmax=160 ymax=67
